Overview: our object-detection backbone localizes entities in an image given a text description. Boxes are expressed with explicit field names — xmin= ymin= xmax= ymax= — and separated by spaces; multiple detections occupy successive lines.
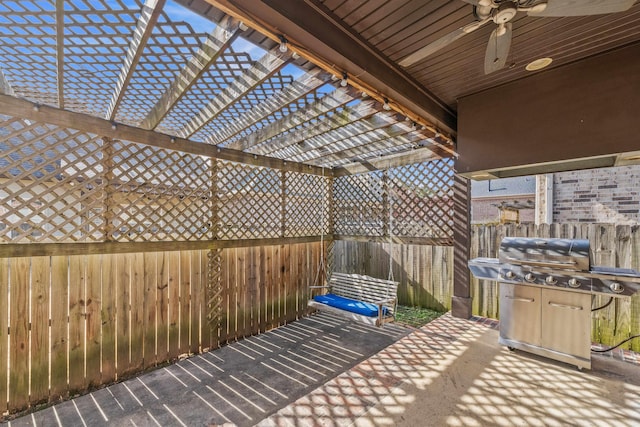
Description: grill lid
xmin=498 ymin=237 xmax=590 ymax=272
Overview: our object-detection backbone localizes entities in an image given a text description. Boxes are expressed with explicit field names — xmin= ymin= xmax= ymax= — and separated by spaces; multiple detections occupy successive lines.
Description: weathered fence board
xmin=0 ymin=242 xmax=319 ymax=415
xmin=30 ymin=256 xmax=49 ymax=404
xmin=0 ymin=258 xmax=7 ymax=413
xmin=9 ymin=257 xmax=29 ymax=411
xmin=102 ymin=254 xmax=117 ymax=384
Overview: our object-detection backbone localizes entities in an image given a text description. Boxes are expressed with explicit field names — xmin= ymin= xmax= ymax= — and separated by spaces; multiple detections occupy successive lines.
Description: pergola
xmin=1 ymin=0 xmax=639 ymax=416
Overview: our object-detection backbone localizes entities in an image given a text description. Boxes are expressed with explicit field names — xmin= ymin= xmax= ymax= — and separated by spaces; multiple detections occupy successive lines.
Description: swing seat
xmin=309 ymin=272 xmax=398 ymax=327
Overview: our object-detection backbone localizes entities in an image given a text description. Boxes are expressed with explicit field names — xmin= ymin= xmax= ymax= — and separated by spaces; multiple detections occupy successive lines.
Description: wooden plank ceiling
xmin=321 ymin=0 xmax=640 ymax=109
xmin=0 ymin=0 xmax=455 ymax=174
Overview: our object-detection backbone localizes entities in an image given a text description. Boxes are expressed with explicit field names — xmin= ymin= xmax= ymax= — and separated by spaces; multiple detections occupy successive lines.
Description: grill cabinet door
xmin=541 ymin=289 xmax=591 ymax=359
xmin=499 ymin=283 xmax=541 ymax=346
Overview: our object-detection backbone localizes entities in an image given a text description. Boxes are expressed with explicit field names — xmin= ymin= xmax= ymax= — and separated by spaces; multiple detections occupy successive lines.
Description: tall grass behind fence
xmin=0 ymin=242 xmax=322 ymax=414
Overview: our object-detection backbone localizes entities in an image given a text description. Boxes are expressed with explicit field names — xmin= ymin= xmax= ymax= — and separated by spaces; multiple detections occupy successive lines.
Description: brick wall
xmin=553 ymin=165 xmax=640 ymax=224
xmin=472 ymin=195 xmax=535 ymax=224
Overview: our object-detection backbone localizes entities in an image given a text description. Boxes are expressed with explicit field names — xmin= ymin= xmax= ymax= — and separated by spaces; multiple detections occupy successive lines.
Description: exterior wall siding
xmin=553 ymin=165 xmax=640 ymax=224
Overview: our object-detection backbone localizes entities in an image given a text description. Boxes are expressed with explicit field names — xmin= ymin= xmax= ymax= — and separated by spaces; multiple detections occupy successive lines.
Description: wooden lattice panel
xmin=108 ymin=140 xmax=213 ymax=241
xmin=116 ymin=19 xmax=209 ymax=127
xmin=251 ymin=101 xmax=352 ymax=158
xmin=158 ymin=49 xmax=254 ymax=137
xmin=0 ymin=115 xmax=105 ymax=242
xmin=216 ymin=87 xmax=330 ymax=148
xmin=388 ymin=159 xmax=454 ymax=239
xmin=0 ymin=1 xmax=143 ymax=112
xmin=216 ymin=161 xmax=282 ymax=239
xmin=285 ymin=172 xmax=330 ymax=237
xmin=333 ymin=171 xmax=385 ymax=236
xmin=0 ymin=1 xmax=59 ymax=106
xmin=64 ymin=2 xmax=144 ymax=117
xmin=0 ymin=114 xmax=214 ymax=243
xmin=194 ymin=70 xmax=295 ymax=143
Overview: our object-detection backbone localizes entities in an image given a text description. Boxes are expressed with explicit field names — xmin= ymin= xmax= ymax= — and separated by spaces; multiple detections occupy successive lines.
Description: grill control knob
xmin=505 ymin=271 xmax=516 ymax=280
xmin=609 ymin=282 xmax=624 ymax=294
xmin=568 ymin=278 xmax=580 ymax=288
xmin=524 ymin=273 xmax=535 ymax=283
xmin=545 ymin=275 xmax=557 ymax=285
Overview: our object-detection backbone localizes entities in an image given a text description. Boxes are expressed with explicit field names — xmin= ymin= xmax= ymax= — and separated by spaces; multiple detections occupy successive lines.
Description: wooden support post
xmin=326 ymin=175 xmax=334 ymax=281
xmin=280 ymin=170 xmax=286 ymax=238
xmin=102 ymin=137 xmax=116 ymax=241
xmin=452 ymin=174 xmax=472 ymax=318
xmin=206 ymin=160 xmax=222 ymax=347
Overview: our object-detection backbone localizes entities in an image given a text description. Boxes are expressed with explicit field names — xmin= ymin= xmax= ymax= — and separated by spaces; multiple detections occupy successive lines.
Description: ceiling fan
xmin=399 ymin=0 xmax=637 ymax=74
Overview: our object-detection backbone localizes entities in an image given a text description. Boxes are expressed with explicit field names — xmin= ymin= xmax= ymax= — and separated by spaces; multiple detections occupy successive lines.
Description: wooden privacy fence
xmin=333 ymin=222 xmax=640 ymax=352
xmin=0 ymin=241 xmax=322 ymax=414
xmin=331 ymin=240 xmax=451 ymax=312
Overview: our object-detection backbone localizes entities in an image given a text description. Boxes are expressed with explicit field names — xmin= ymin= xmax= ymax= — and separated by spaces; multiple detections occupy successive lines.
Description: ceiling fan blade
xmin=460 ymin=0 xmax=495 ymax=6
xmin=399 ymin=18 xmax=491 ymax=67
xmin=528 ymin=0 xmax=636 ymax=17
xmin=484 ymin=23 xmax=512 ymax=74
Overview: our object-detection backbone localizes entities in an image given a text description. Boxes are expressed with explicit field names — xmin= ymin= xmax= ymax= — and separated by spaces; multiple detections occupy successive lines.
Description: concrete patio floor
xmin=4 ymin=312 xmax=639 ymax=426
xmin=261 ymin=314 xmax=640 ymax=427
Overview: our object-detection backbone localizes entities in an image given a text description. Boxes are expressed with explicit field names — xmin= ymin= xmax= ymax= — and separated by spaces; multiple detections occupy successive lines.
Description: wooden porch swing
xmin=308 ymin=168 xmax=399 ymax=326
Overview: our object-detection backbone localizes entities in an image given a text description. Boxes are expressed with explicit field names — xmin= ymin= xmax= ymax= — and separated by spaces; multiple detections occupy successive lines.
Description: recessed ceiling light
xmin=526 ymin=57 xmax=553 ymax=71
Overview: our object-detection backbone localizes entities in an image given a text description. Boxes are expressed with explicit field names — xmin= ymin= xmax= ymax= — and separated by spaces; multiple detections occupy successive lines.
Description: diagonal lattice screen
xmin=388 ymin=158 xmax=454 ymax=238
xmin=216 ymin=161 xmax=282 ymax=239
xmin=0 ymin=114 xmax=212 ymax=243
xmin=333 ymin=158 xmax=454 ymax=239
xmin=215 ymin=161 xmax=331 ymax=240
xmin=158 ymin=49 xmax=255 ymax=137
xmin=285 ymin=171 xmax=330 ymax=237
xmin=1 ymin=110 xmax=452 ymax=244
xmin=333 ymin=170 xmax=385 ymax=236
xmin=107 ymin=140 xmax=213 ymax=241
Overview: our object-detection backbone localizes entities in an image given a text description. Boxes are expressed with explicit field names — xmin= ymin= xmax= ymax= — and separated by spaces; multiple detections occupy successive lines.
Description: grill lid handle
xmin=504 ymin=257 xmax=579 ymax=270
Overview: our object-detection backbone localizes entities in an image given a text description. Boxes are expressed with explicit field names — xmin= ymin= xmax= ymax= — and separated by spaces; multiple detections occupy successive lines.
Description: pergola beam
xmin=55 ymin=0 xmax=65 ymax=109
xmin=254 ymin=99 xmax=379 ymax=156
xmin=234 ymin=85 xmax=359 ymax=152
xmin=105 ymin=0 xmax=166 ymax=121
xmin=213 ymin=68 xmax=332 ymax=146
xmin=0 ymin=93 xmax=329 ymax=176
xmin=304 ymin=129 xmax=433 ymax=166
xmin=140 ymin=15 xmax=241 ymax=130
xmin=203 ymin=0 xmax=456 ymax=137
xmin=333 ymin=147 xmax=441 ymax=176
xmin=180 ymin=47 xmax=292 ymax=138
xmin=288 ymin=116 xmax=419 ymax=163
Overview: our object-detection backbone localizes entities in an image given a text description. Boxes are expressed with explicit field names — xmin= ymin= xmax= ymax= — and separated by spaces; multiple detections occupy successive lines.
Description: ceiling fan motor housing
xmin=493 ymin=2 xmax=519 ymax=23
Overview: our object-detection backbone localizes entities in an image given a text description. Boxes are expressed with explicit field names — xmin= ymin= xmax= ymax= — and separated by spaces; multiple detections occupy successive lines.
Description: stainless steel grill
xmin=468 ymin=237 xmax=640 ymax=370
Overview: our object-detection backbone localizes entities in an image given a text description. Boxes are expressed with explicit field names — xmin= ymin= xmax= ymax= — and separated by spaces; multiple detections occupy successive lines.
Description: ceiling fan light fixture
xmin=525 ymin=57 xmax=553 ymax=71
xmin=529 ymin=3 xmax=548 ymax=13
xmin=478 ymin=0 xmax=493 ymax=6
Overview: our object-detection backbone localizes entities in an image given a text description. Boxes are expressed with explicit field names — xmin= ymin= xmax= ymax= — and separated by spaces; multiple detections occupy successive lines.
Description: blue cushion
xmin=313 ymin=293 xmax=388 ymax=317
